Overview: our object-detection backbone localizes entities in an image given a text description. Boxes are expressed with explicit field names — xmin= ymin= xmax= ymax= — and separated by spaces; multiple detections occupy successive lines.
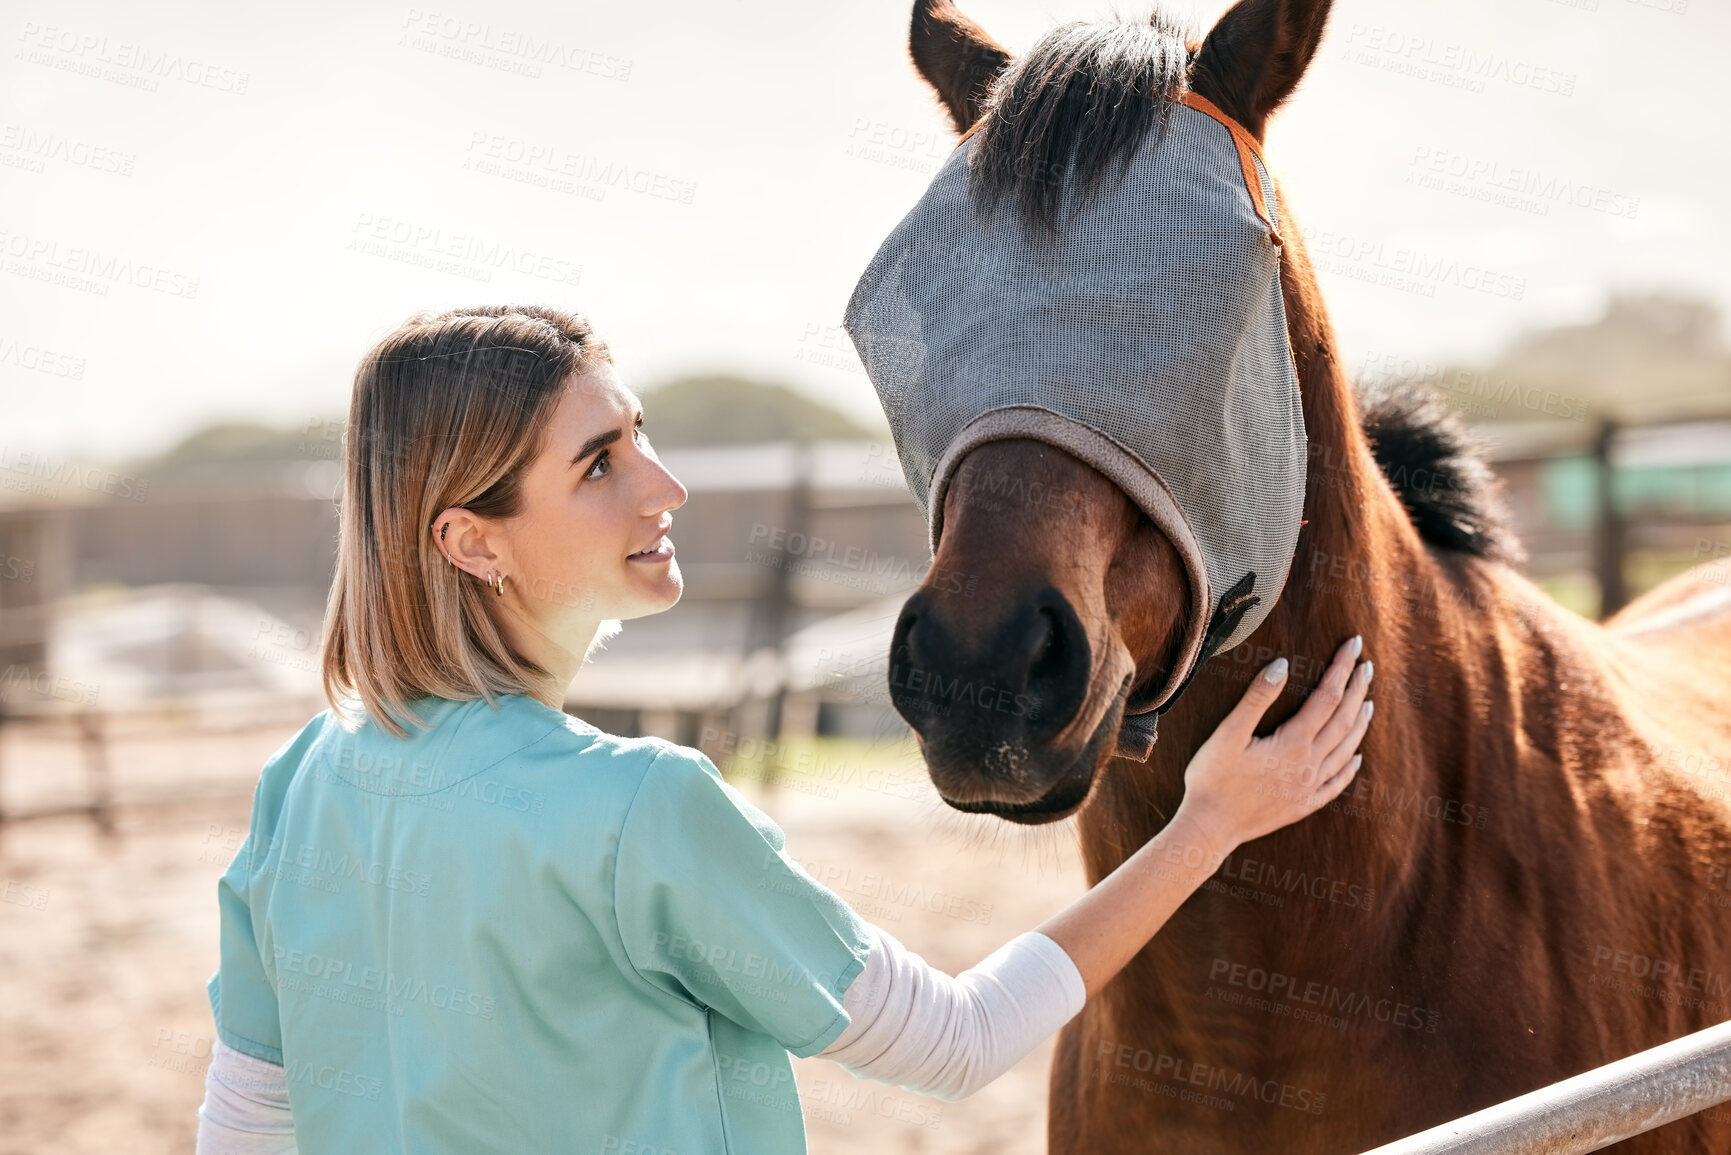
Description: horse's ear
xmin=909 ymin=0 xmax=1012 ymax=134
xmin=1189 ymin=0 xmax=1332 ymax=141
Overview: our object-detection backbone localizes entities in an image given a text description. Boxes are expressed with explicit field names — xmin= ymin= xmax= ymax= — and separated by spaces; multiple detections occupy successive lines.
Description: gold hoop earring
xmin=492 ymin=571 xmax=507 ymax=597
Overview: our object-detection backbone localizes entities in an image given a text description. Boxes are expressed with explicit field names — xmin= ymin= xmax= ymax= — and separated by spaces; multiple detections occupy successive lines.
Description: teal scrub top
xmin=207 ymin=692 xmax=873 ymax=1154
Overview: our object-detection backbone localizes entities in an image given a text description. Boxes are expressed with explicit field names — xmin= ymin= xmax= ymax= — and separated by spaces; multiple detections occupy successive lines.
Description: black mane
xmin=967 ymin=15 xmax=1190 ymax=237
xmin=1358 ymin=381 xmax=1523 ymax=564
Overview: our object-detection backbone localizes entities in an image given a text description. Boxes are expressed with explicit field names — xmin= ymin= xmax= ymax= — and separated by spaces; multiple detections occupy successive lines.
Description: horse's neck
xmin=1258 ymin=239 xmax=1537 ymax=882
xmin=1085 ymin=244 xmax=1526 ymax=889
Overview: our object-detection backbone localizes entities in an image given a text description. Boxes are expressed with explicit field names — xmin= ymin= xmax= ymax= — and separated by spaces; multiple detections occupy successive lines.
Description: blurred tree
xmin=1496 ymin=292 xmax=1731 ymax=423
xmin=637 ymin=375 xmax=882 ymax=447
xmin=1371 ymin=291 xmax=1731 ymax=426
xmin=141 ymin=421 xmax=340 ymax=469
xmin=117 ymin=376 xmax=884 ymax=479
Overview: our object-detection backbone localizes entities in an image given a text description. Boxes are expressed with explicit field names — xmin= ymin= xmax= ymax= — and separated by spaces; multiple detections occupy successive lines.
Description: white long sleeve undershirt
xmin=194 ymin=925 xmax=1085 ymax=1152
xmin=195 ymin=1038 xmax=300 ymax=1155
xmin=817 ymin=926 xmax=1086 ymax=1099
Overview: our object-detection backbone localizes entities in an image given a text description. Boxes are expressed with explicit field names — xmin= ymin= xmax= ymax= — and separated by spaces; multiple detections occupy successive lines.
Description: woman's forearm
xmin=1034 ymin=801 xmax=1232 ymax=1000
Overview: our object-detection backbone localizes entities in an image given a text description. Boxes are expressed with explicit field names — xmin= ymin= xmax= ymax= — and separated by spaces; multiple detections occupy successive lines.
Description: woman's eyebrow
xmin=566 ymin=411 xmax=644 ymax=468
xmin=568 ymin=428 xmax=622 ymax=468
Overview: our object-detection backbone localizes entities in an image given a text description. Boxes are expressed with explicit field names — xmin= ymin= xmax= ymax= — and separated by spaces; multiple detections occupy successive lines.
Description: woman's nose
xmin=645 ymin=457 xmax=688 ymax=514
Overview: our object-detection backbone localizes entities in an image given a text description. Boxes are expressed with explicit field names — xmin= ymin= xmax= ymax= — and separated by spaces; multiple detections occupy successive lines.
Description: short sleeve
xmin=207 ymin=832 xmax=284 ymax=1065
xmin=614 ymin=747 xmax=873 ymax=1057
xmin=205 ymin=715 xmax=327 ymax=1065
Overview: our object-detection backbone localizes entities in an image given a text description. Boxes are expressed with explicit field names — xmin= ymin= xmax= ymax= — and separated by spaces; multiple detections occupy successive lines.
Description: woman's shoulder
xmin=259 ymin=695 xmax=727 ymax=822
xmin=497 ymin=697 xmax=707 ymax=773
xmin=538 ymin=720 xmax=722 ymax=800
xmin=244 ymin=706 xmax=342 ymax=833
xmin=456 ymin=697 xmax=734 ymax=810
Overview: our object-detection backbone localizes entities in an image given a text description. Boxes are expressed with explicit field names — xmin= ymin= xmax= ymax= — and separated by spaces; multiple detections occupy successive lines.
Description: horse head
xmin=869 ymin=0 xmax=1335 ymax=824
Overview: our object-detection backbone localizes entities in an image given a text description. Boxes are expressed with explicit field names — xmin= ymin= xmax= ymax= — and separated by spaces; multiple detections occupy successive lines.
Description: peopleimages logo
xmin=272 ymin=945 xmax=497 ymax=1020
xmin=1213 ymin=851 xmax=1376 ymax=912
xmin=264 ymin=838 xmax=434 ymax=897
xmin=0 ymin=123 xmax=135 ymax=176
xmin=1408 ymin=146 xmax=1640 ymax=221
xmin=1300 ymin=225 xmax=1526 ymax=301
xmin=14 ymin=21 xmax=251 ymax=94
xmin=1095 ymin=1040 xmax=1327 ymax=1115
xmin=782 ymin=856 xmax=995 ymax=925
xmin=0 ymin=335 xmax=85 ymax=379
xmin=1205 ymin=957 xmax=1439 ymax=1034
xmin=1339 ymin=24 xmax=1576 ymax=97
xmin=347 ymin=213 xmax=583 ymax=287
xmin=1 ymin=665 xmax=98 ymax=707
xmin=284 ymin=1057 xmax=383 ymax=1101
xmin=0 ymin=228 xmax=199 ymax=299
xmin=397 ymin=8 xmax=633 ymax=82
xmin=0 ymin=447 xmax=149 ymax=501
xmin=462 ymin=132 xmax=695 ymax=205
xmin=324 ymin=746 xmax=545 ymax=813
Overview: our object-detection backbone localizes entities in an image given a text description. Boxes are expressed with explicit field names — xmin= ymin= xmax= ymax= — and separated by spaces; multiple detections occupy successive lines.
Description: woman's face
xmin=491 ymin=361 xmax=688 ymax=634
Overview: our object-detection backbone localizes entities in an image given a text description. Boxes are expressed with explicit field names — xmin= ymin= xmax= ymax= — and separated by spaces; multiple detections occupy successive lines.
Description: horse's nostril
xmin=1028 ymin=608 xmax=1061 ymax=679
xmin=893 ymin=594 xmax=927 ymax=664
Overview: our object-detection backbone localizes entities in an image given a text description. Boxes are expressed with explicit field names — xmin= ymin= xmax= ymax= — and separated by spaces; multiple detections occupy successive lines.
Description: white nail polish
xmin=1362 ymin=701 xmax=1374 ymax=721
xmin=1349 ymin=634 xmax=1363 ymax=658
xmin=1263 ymin=657 xmax=1289 ymax=683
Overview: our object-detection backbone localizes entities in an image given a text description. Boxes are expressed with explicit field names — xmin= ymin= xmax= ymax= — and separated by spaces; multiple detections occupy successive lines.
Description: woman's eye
xmin=585 ymin=451 xmax=610 ymax=481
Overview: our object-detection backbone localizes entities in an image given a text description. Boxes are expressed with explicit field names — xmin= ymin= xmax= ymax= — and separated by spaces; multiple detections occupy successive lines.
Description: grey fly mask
xmin=843 ymin=91 xmax=1306 ymax=759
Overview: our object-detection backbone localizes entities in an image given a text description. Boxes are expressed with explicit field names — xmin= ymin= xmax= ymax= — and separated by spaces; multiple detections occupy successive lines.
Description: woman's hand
xmin=1176 ymin=635 xmax=1374 ymax=864
xmin=1033 ymin=635 xmax=1372 ymax=999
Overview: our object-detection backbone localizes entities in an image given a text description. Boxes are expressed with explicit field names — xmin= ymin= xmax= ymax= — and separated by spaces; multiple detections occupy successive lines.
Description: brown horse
xmin=880 ymin=1 xmax=1731 ymax=1151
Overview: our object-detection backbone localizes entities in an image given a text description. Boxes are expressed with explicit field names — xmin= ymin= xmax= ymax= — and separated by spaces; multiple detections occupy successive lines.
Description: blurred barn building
xmin=4 ymin=295 xmax=1731 ymax=812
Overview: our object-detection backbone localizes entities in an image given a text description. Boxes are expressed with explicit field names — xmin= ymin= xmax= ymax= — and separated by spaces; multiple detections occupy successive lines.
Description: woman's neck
xmin=496 ymin=604 xmax=600 ymax=710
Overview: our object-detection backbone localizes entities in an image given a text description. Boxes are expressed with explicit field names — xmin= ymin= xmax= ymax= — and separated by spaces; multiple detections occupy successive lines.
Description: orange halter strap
xmin=955 ymin=88 xmax=1282 ymax=247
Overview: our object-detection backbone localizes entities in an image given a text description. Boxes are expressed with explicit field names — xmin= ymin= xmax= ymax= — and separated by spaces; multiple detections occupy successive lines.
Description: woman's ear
xmin=432 ymin=508 xmax=501 ymax=580
xmin=1189 ymin=0 xmax=1333 ymax=142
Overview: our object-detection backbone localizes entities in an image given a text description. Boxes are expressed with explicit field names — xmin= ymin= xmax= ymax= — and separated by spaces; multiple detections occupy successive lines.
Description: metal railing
xmin=1361 ymin=1018 xmax=1731 ymax=1153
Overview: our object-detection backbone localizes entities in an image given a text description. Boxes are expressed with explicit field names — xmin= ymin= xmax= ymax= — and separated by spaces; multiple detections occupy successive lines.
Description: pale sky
xmin=4 ymin=0 xmax=1725 ymax=462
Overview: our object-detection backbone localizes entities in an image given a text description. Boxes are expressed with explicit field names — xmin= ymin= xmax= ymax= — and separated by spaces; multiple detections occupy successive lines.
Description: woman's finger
xmin=1322 ymin=701 xmax=1373 ymax=778
xmin=1286 ymin=636 xmax=1362 ymax=740
xmin=1215 ymin=656 xmax=1289 ymax=748
xmin=1315 ymin=754 xmax=1362 ymax=804
xmin=1313 ymin=660 xmax=1373 ymax=754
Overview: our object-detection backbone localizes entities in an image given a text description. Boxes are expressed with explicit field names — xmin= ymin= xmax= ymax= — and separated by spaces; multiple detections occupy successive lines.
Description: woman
xmin=195 ymin=305 xmax=1373 ymax=1154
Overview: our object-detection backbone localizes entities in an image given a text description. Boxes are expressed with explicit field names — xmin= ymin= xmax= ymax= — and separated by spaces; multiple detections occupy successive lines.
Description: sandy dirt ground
xmin=0 ymin=712 xmax=1085 ymax=1155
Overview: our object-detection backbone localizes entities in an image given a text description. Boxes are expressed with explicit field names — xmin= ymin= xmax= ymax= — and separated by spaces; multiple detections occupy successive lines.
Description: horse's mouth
xmin=938 ymin=675 xmax=1130 ymax=825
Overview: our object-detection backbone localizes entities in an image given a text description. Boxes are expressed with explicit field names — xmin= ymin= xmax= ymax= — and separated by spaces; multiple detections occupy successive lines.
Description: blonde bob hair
xmin=321 ymin=305 xmax=609 ymax=737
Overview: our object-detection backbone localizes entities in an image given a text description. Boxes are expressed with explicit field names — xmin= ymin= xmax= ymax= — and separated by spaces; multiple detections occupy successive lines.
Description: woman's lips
xmin=627 ymin=536 xmax=674 ymax=563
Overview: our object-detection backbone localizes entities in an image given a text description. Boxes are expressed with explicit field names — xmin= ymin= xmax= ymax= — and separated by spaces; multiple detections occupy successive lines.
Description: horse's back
xmin=1605 ymin=558 xmax=1731 ymax=643
xmin=1592 ymin=559 xmax=1731 ymax=825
